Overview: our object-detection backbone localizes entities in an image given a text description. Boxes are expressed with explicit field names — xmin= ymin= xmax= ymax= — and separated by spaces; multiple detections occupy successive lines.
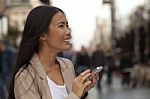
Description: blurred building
xmin=30 ymin=0 xmax=51 ymax=8
xmin=4 ymin=0 xmax=32 ymax=32
xmin=1 ymin=0 xmax=52 ymax=31
xmin=90 ymin=16 xmax=111 ymax=51
xmin=0 ymin=0 xmax=9 ymax=38
xmin=0 ymin=0 xmax=52 ymax=45
xmin=0 ymin=0 xmax=7 ymax=15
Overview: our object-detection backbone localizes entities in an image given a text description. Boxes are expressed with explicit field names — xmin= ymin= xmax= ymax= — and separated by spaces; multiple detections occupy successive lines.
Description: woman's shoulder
xmin=57 ymin=57 xmax=75 ymax=72
xmin=57 ymin=57 xmax=74 ymax=67
xmin=15 ymin=64 xmax=36 ymax=81
xmin=14 ymin=64 xmax=40 ymax=97
xmin=60 ymin=57 xmax=73 ymax=64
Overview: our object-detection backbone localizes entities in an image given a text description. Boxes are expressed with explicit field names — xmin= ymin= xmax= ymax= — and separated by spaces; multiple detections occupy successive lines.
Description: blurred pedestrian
xmin=0 ymin=39 xmax=16 ymax=99
xmin=75 ymin=46 xmax=91 ymax=76
xmin=62 ymin=44 xmax=76 ymax=63
xmin=120 ymin=49 xmax=133 ymax=86
xmin=105 ymin=50 xmax=116 ymax=86
xmin=8 ymin=5 xmax=99 ymax=99
xmin=91 ymin=44 xmax=106 ymax=89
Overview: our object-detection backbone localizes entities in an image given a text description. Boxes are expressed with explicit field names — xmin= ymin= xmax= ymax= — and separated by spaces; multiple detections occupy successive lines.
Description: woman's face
xmin=44 ymin=11 xmax=71 ymax=52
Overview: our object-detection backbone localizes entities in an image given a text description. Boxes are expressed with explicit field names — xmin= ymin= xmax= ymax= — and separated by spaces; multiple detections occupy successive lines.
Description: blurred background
xmin=0 ymin=0 xmax=150 ymax=99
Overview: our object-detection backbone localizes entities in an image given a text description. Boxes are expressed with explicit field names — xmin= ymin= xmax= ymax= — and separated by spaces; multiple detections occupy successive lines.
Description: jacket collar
xmin=30 ymin=53 xmax=68 ymax=80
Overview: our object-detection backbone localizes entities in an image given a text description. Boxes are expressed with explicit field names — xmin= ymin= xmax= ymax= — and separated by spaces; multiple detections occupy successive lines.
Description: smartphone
xmin=87 ymin=66 xmax=103 ymax=81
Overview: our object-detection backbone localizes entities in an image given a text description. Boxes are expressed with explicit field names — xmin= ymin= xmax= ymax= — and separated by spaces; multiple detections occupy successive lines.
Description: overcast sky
xmin=52 ymin=0 xmax=145 ymax=50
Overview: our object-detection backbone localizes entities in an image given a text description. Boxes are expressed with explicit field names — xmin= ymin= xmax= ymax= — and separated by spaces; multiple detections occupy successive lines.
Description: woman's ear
xmin=40 ymin=34 xmax=47 ymax=41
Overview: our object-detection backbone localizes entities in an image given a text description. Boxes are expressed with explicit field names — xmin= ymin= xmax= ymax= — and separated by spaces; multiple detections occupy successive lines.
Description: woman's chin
xmin=63 ymin=45 xmax=71 ymax=50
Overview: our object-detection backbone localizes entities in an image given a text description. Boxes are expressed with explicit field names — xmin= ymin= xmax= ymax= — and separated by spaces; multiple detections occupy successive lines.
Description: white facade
xmin=5 ymin=6 xmax=31 ymax=31
xmin=90 ymin=17 xmax=111 ymax=51
xmin=4 ymin=0 xmax=51 ymax=32
xmin=0 ymin=16 xmax=8 ymax=38
xmin=29 ymin=0 xmax=43 ymax=8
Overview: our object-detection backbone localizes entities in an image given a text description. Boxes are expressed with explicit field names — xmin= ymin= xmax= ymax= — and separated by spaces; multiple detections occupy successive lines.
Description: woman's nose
xmin=66 ymin=28 xmax=71 ymax=35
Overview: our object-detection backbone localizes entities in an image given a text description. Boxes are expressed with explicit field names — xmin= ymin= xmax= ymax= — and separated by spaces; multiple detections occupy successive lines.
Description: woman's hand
xmin=72 ymin=69 xmax=99 ymax=98
xmin=84 ymin=72 xmax=99 ymax=93
xmin=72 ymin=69 xmax=91 ymax=98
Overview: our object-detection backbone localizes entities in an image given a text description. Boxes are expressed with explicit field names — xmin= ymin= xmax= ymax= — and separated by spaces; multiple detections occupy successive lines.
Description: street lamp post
xmin=103 ymin=0 xmax=116 ymax=49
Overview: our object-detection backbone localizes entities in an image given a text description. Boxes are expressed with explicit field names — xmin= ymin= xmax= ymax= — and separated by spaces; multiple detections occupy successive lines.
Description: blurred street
xmin=0 ymin=0 xmax=150 ymax=99
xmin=87 ymin=73 xmax=150 ymax=99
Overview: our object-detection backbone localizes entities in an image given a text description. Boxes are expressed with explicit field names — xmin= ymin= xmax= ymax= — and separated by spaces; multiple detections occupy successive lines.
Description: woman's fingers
xmin=72 ymin=69 xmax=92 ymax=97
xmin=78 ymin=69 xmax=91 ymax=83
xmin=79 ymin=69 xmax=90 ymax=77
xmin=72 ymin=69 xmax=100 ymax=98
xmin=81 ymin=73 xmax=91 ymax=82
xmin=83 ymin=80 xmax=92 ymax=87
xmin=96 ymin=73 xmax=99 ymax=80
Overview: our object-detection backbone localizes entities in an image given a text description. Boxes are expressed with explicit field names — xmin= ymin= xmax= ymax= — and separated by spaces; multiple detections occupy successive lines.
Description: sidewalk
xmin=87 ymin=73 xmax=150 ymax=99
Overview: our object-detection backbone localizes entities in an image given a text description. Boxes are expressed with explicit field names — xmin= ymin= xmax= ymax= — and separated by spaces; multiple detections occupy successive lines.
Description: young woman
xmin=8 ymin=5 xmax=99 ymax=99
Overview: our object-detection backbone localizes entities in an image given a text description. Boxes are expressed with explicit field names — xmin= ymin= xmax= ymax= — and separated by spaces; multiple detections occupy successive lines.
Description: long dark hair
xmin=8 ymin=5 xmax=64 ymax=99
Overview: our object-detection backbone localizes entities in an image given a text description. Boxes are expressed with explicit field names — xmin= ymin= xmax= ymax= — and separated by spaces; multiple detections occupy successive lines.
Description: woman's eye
xmin=67 ymin=24 xmax=69 ymax=28
xmin=58 ymin=25 xmax=64 ymax=28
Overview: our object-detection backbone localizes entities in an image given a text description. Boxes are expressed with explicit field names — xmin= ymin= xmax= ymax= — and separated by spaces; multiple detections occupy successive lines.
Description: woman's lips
xmin=64 ymin=39 xmax=70 ymax=42
xmin=64 ymin=37 xmax=71 ymax=42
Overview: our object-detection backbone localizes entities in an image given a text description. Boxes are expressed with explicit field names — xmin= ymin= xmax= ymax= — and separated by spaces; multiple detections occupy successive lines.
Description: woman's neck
xmin=37 ymin=49 xmax=58 ymax=72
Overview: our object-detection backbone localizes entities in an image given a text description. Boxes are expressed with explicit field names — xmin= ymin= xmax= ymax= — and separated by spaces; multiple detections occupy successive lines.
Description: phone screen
xmin=91 ymin=66 xmax=103 ymax=75
xmin=87 ymin=66 xmax=103 ymax=81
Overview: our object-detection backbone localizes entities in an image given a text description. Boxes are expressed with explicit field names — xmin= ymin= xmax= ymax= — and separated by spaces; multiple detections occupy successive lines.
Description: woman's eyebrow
xmin=57 ymin=21 xmax=65 ymax=25
xmin=57 ymin=21 xmax=68 ymax=25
